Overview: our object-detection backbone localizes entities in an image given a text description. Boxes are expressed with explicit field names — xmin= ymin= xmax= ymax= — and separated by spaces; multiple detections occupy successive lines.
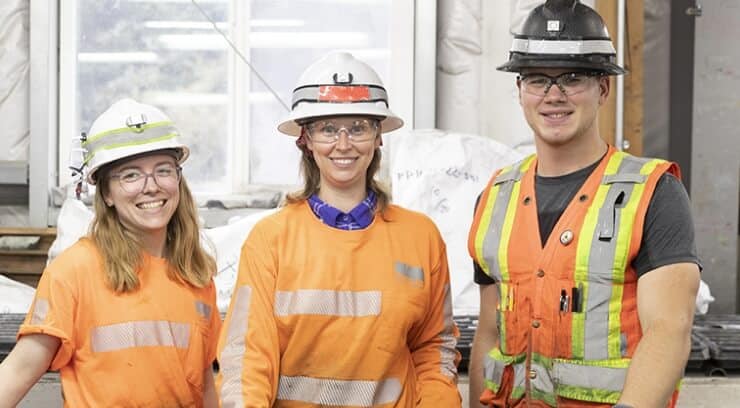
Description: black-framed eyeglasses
xmin=109 ymin=164 xmax=182 ymax=194
xmin=517 ymin=71 xmax=604 ymax=97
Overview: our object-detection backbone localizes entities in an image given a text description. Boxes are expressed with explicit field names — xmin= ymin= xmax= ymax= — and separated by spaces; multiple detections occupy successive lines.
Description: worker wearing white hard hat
xmin=217 ymin=52 xmax=462 ymax=406
xmin=0 ymin=99 xmax=220 ymax=407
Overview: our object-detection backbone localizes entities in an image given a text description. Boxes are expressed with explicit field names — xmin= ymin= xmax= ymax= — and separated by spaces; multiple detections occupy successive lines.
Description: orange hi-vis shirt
xmin=217 ymin=202 xmax=461 ymax=407
xmin=18 ymin=238 xmax=221 ymax=407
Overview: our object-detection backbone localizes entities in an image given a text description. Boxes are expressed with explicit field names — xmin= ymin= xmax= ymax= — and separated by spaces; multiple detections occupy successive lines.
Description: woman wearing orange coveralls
xmin=0 ymin=99 xmax=220 ymax=407
xmin=217 ymin=51 xmax=461 ymax=407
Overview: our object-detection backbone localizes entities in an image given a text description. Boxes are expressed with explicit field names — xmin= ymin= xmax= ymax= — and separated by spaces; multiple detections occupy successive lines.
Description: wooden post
xmin=595 ymin=0 xmax=644 ymax=155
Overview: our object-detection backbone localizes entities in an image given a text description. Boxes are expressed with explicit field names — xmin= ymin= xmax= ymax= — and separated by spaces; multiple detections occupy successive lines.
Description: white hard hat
xmin=83 ymin=98 xmax=190 ymax=185
xmin=277 ymin=52 xmax=404 ymax=136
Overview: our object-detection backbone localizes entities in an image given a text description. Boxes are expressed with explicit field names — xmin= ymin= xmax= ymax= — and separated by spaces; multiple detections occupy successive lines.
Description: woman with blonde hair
xmin=0 ymin=99 xmax=220 ymax=407
xmin=218 ymin=52 xmax=461 ymax=407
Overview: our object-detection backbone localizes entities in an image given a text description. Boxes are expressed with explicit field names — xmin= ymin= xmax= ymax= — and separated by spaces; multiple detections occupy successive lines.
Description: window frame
xmin=30 ymin=0 xmax=435 ymax=226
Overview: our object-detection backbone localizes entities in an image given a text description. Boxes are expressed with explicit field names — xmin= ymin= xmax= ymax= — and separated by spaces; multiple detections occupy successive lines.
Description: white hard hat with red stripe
xmin=277 ymin=52 xmax=404 ymax=136
xmin=83 ymin=98 xmax=190 ymax=185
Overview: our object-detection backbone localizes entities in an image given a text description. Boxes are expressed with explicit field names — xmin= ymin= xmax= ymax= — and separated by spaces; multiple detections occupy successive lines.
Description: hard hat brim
xmin=497 ymin=53 xmax=627 ymax=76
xmin=277 ymin=103 xmax=404 ymax=136
xmin=86 ymin=144 xmax=189 ymax=185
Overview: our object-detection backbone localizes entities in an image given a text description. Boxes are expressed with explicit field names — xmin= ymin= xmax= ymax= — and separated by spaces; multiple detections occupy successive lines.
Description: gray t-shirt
xmin=474 ymin=160 xmax=700 ymax=284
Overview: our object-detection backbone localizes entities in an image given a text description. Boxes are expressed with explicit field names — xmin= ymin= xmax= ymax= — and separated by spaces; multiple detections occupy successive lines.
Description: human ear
xmin=598 ymin=76 xmax=610 ymax=105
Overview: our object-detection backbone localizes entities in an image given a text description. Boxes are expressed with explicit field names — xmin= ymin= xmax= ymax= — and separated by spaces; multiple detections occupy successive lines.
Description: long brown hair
xmin=90 ymin=166 xmax=215 ymax=293
xmin=285 ymin=129 xmax=391 ymax=216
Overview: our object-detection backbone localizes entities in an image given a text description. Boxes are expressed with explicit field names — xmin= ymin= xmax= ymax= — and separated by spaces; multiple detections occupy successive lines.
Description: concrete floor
xmin=19 ymin=373 xmax=740 ymax=407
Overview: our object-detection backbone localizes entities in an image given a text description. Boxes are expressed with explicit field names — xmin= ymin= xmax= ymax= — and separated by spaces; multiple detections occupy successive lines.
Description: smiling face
xmin=305 ymin=116 xmax=382 ymax=197
xmin=102 ymin=152 xmax=181 ymax=238
xmin=518 ymin=68 xmax=609 ymax=149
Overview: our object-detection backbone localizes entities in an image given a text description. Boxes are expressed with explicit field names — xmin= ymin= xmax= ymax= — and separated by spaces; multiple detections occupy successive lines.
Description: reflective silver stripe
xmin=83 ymin=123 xmax=179 ymax=163
xmin=274 ymin=290 xmax=381 ymax=317
xmin=602 ymin=173 xmax=647 ymax=184
xmin=481 ymin=159 xmax=528 ymax=282
xmin=512 ymin=361 xmax=526 ymax=391
xmin=30 ymin=298 xmax=49 ymax=325
xmin=439 ymin=284 xmax=458 ymax=379
xmin=440 ymin=334 xmax=458 ymax=379
xmin=530 ymin=362 xmax=555 ymax=396
xmin=277 ymin=375 xmax=401 ymax=406
xmin=483 ymin=353 xmax=506 ymax=387
xmin=553 ymin=361 xmax=627 ymax=393
xmin=511 ymin=38 xmax=616 ymax=55
xmin=195 ymin=300 xmax=211 ymax=320
xmin=291 ymin=85 xmax=388 ymax=108
xmin=584 ymin=155 xmax=648 ymax=360
xmin=90 ymin=321 xmax=190 ymax=353
xmin=219 ymin=286 xmax=252 ymax=408
xmin=394 ymin=261 xmax=424 ymax=283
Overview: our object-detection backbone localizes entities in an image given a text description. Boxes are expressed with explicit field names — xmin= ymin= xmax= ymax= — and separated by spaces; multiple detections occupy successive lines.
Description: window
xmin=59 ymin=0 xmax=413 ymax=195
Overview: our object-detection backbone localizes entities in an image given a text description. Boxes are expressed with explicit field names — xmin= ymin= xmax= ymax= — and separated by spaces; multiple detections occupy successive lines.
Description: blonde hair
xmin=285 ymin=136 xmax=390 ymax=216
xmin=90 ymin=166 xmax=215 ymax=293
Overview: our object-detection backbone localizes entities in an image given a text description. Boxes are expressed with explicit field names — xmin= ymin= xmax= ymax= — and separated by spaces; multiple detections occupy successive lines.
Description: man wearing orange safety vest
xmin=467 ymin=1 xmax=701 ymax=407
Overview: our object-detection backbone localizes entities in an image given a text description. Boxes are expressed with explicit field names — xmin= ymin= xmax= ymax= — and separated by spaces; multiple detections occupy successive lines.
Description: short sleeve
xmin=17 ymin=258 xmax=78 ymax=370
xmin=633 ymin=173 xmax=702 ymax=277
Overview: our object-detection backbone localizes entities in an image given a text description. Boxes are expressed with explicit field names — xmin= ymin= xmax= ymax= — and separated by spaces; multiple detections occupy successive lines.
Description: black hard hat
xmin=497 ymin=0 xmax=626 ymax=75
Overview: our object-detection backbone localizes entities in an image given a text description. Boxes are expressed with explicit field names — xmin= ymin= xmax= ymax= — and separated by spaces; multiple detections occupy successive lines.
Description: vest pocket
xmin=481 ymin=348 xmax=525 ymax=407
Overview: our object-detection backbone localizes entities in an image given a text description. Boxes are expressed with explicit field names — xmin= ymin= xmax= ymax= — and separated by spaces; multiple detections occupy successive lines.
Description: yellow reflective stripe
xmin=572 ymin=153 xmax=624 ymax=358
xmin=605 ymin=158 xmax=663 ymax=358
xmin=84 ymin=120 xmax=174 ymax=143
xmin=553 ymin=358 xmax=630 ymax=404
xmin=83 ymin=132 xmax=179 ymax=165
xmin=498 ymin=284 xmax=508 ymax=352
xmin=474 ymin=165 xmax=512 ymax=277
xmin=497 ymin=178 xmax=522 ymax=350
xmin=498 ymin=179 xmax=521 ymax=283
xmin=531 ymin=387 xmax=558 ymax=407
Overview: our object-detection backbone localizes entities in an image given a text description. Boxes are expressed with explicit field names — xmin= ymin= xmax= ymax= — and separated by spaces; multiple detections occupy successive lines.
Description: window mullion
xmin=230 ymin=0 xmax=251 ymax=193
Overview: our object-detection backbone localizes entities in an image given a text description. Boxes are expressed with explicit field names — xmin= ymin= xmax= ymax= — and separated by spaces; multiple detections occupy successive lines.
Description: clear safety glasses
xmin=306 ymin=118 xmax=380 ymax=144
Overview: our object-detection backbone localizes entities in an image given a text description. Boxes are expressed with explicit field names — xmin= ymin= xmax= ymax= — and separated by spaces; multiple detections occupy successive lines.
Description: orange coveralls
xmin=218 ymin=202 xmax=461 ymax=407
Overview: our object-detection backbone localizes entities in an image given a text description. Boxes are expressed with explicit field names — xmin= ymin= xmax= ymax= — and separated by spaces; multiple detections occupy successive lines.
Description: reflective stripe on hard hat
xmin=511 ymin=38 xmax=617 ymax=56
xmin=277 ymin=51 xmax=403 ymax=136
xmin=274 ymin=289 xmax=381 ymax=317
xmin=84 ymin=99 xmax=189 ymax=184
xmin=292 ymin=84 xmax=389 ymax=109
xmin=83 ymin=122 xmax=179 ymax=165
xmin=276 ymin=375 xmax=402 ymax=406
xmin=90 ymin=320 xmax=190 ymax=352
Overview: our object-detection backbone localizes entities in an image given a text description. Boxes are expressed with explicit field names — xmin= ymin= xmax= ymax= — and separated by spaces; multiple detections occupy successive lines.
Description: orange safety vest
xmin=468 ymin=147 xmax=680 ymax=407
